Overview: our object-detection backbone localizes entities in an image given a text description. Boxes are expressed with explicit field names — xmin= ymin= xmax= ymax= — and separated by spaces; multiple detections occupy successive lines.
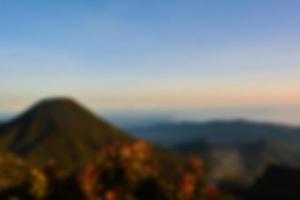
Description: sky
xmin=1 ymin=0 xmax=300 ymax=123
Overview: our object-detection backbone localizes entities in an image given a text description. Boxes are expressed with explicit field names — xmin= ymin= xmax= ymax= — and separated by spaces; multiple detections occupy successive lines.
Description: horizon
xmin=1 ymin=1 xmax=300 ymax=124
xmin=1 ymin=97 xmax=300 ymax=126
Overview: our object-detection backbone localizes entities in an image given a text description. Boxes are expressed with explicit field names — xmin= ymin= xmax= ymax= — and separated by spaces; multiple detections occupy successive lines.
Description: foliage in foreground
xmin=0 ymin=140 xmax=237 ymax=200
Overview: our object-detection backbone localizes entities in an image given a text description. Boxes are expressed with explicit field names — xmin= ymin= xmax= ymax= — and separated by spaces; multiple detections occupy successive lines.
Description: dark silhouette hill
xmin=0 ymin=98 xmax=133 ymax=170
xmin=247 ymin=165 xmax=300 ymax=199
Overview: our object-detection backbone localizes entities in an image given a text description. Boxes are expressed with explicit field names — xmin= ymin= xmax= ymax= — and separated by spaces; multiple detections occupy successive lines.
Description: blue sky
xmin=0 ymin=0 xmax=300 ymax=119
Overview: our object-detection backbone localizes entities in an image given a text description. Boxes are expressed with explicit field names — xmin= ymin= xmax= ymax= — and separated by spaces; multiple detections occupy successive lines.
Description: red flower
xmin=187 ymin=156 xmax=204 ymax=177
xmin=204 ymin=183 xmax=219 ymax=199
xmin=180 ymin=173 xmax=197 ymax=195
xmin=79 ymin=164 xmax=102 ymax=200
xmin=105 ymin=190 xmax=119 ymax=200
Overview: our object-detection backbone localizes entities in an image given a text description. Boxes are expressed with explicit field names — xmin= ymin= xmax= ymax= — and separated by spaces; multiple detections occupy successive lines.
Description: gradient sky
xmin=1 ymin=0 xmax=300 ymax=118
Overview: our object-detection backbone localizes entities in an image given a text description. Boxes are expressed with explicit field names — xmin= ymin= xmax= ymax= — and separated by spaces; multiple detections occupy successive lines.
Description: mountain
xmin=0 ymin=98 xmax=133 ymax=171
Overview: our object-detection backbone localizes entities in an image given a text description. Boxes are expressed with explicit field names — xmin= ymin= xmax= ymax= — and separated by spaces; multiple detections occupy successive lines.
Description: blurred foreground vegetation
xmin=0 ymin=140 xmax=237 ymax=200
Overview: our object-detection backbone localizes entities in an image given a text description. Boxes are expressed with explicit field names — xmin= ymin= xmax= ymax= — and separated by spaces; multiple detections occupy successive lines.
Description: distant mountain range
xmin=0 ymin=98 xmax=133 ymax=171
xmin=127 ymin=120 xmax=300 ymax=184
xmin=127 ymin=120 xmax=300 ymax=146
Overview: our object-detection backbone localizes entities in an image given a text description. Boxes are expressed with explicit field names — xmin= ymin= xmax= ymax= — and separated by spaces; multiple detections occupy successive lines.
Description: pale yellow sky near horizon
xmin=1 ymin=80 xmax=300 ymax=113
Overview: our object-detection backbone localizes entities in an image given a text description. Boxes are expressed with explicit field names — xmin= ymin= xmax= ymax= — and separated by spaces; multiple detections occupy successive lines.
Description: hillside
xmin=0 ymin=98 xmax=133 ymax=171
